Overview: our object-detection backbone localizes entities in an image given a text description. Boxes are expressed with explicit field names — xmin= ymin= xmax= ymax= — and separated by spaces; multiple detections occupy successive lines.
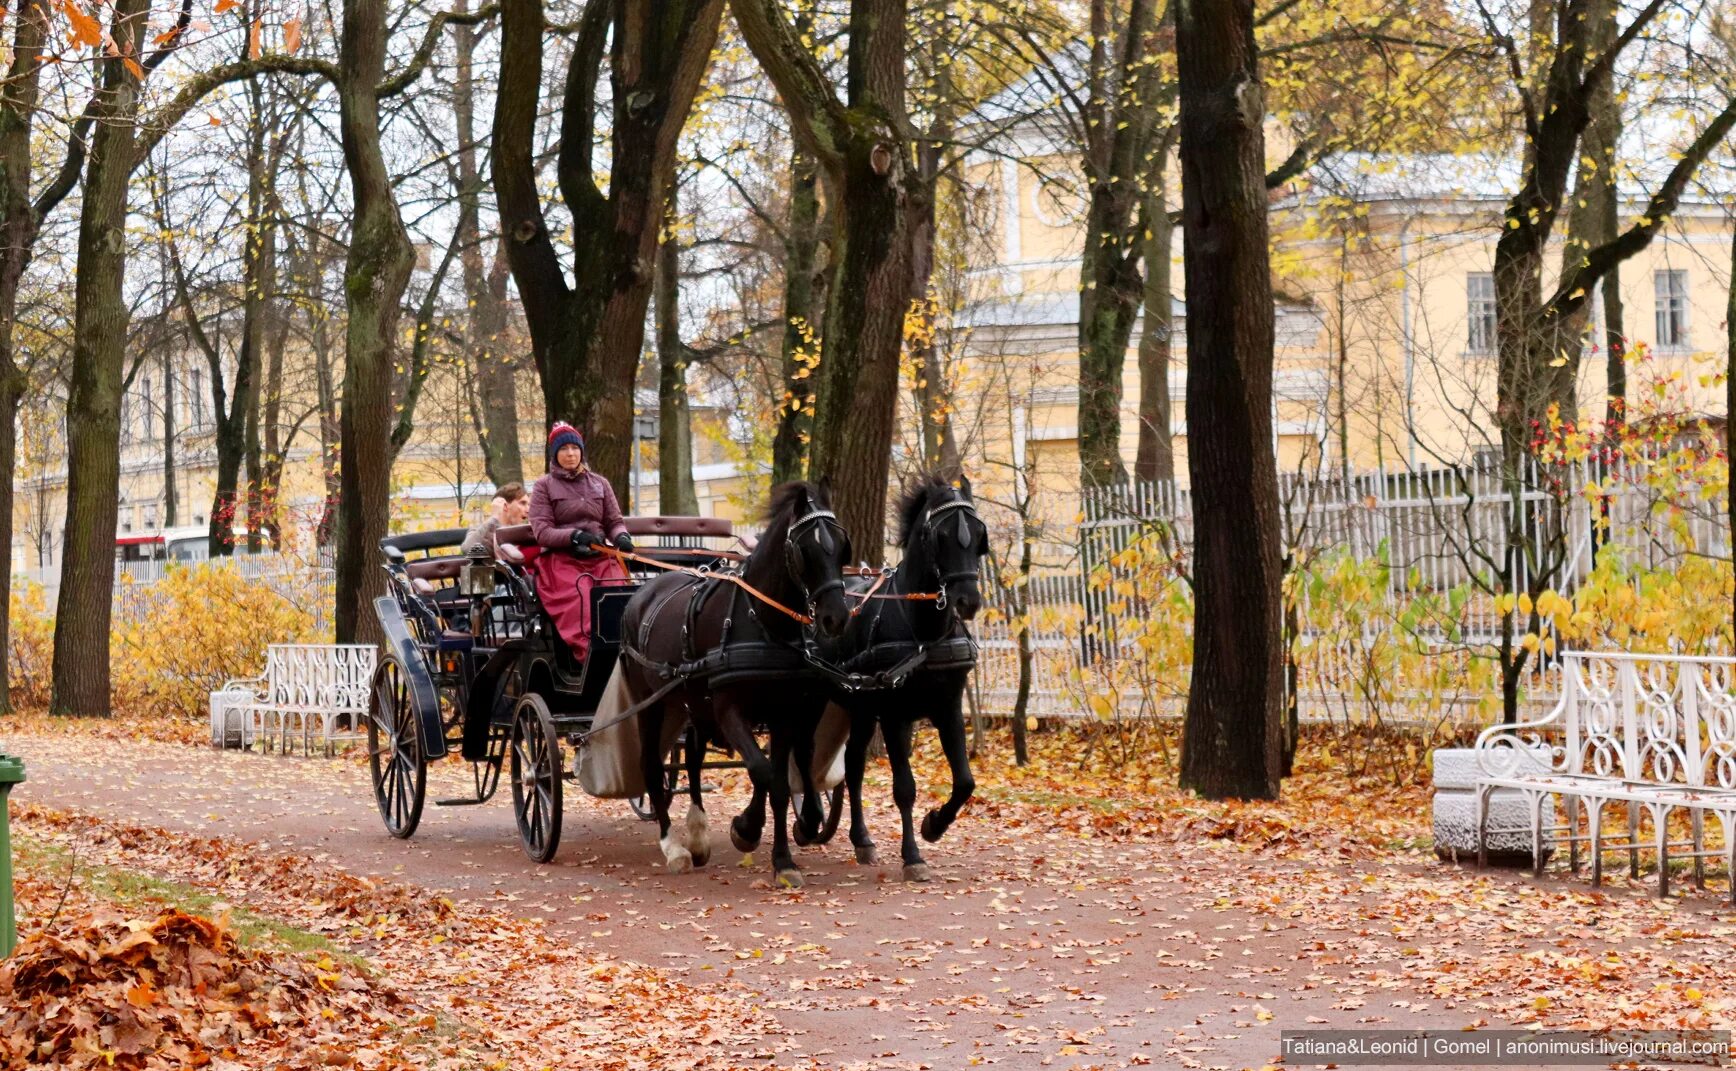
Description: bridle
xmin=785 ymin=506 xmax=848 ymax=617
xmin=916 ymin=495 xmax=985 ymax=611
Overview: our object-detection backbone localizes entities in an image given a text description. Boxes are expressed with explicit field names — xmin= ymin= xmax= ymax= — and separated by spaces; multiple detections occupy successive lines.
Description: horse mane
xmin=896 ymin=474 xmax=958 ymax=549
xmin=762 ymin=480 xmax=821 ymax=529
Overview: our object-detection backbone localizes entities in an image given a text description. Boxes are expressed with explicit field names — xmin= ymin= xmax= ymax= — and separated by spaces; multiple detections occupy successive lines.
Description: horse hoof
xmin=854 ymin=843 xmax=878 ymax=865
xmin=902 ymin=863 xmax=931 ymax=883
xmin=690 ymin=847 xmax=711 ymax=869
xmin=667 ymin=855 xmax=693 ymax=875
xmin=920 ymin=811 xmax=945 ymax=843
xmin=776 ymin=869 xmax=805 ymax=890
xmin=729 ymin=821 xmax=761 ymax=854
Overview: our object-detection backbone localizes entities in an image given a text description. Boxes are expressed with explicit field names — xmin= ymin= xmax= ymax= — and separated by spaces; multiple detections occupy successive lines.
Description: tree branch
xmin=391 ymin=231 xmax=463 ymax=452
xmin=728 ymin=0 xmax=851 ymax=177
xmin=378 ymin=2 xmax=501 ymax=98
xmin=1543 ymin=95 xmax=1736 ymax=322
xmin=556 ymin=0 xmax=609 ymax=216
xmin=132 ymin=55 xmax=341 ymax=167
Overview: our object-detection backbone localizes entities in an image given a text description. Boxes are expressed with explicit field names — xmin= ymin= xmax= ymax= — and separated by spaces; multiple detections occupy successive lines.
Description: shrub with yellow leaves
xmin=107 ymin=565 xmax=323 ymax=721
xmin=7 ymin=582 xmax=56 ymax=709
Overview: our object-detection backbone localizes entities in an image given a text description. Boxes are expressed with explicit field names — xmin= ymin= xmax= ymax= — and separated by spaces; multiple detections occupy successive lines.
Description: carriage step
xmin=434 ymin=797 xmax=487 ymax=807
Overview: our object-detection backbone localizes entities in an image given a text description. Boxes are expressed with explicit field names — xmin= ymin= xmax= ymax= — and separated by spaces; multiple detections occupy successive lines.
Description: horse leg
xmin=921 ymin=690 xmax=976 ymax=843
xmin=641 ymin=706 xmax=690 ymax=874
xmin=792 ymin=710 xmax=823 ymax=846
xmin=717 ymin=704 xmax=771 ymax=854
xmin=844 ymin=708 xmax=878 ymax=865
xmin=884 ymin=719 xmax=929 ymax=882
xmin=683 ymin=723 xmax=711 ymax=868
xmin=767 ymin=723 xmax=803 ymax=888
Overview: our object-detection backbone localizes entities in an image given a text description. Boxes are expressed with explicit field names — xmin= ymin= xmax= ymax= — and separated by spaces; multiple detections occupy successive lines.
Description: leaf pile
xmin=0 ymin=906 xmax=397 ymax=1070
xmin=15 ymin=804 xmax=792 ymax=1070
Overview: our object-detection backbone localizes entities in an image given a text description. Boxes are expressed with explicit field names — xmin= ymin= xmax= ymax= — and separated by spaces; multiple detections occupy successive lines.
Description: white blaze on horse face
xmin=660 ymin=830 xmax=694 ymax=873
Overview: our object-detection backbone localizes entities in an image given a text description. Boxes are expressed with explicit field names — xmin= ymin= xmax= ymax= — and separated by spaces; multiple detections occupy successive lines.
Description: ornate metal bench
xmin=1474 ymin=651 xmax=1736 ymax=900
xmin=216 ymin=644 xmax=378 ymax=756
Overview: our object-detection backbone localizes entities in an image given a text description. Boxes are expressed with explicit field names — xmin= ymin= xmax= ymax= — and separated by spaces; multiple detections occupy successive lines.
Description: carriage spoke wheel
xmin=510 ymin=694 xmax=563 ymax=863
xmin=367 ymin=657 xmax=426 ymax=839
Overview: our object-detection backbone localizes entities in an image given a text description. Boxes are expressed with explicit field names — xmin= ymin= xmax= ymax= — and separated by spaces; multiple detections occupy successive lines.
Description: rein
xmin=596 ymin=545 xmax=815 ymax=625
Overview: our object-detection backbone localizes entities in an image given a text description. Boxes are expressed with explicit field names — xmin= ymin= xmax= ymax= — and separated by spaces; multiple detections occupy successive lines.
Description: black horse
xmin=750 ymin=475 xmax=987 ymax=880
xmin=617 ymin=481 xmax=852 ymax=888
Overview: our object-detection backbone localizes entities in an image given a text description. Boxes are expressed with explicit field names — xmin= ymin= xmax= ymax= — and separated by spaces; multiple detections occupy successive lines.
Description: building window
xmin=190 ymin=367 xmax=206 ymax=430
xmin=1654 ymin=269 xmax=1688 ymax=349
xmin=1467 ymin=273 xmax=1496 ymax=353
xmin=141 ymin=375 xmax=153 ymax=441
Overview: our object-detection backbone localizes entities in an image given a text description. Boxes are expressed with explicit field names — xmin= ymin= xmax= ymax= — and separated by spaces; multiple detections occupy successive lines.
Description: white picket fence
xmin=975 ymin=455 xmax=1730 ymax=723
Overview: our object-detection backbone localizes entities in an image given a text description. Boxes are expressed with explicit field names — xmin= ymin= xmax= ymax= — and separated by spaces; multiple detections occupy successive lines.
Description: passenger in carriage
xmin=528 ymin=422 xmax=635 ymax=661
xmin=462 ymin=481 xmax=528 ymax=555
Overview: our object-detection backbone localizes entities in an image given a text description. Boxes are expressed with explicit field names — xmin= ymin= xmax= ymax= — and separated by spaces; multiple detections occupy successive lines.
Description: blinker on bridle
xmin=785 ymin=506 xmax=847 ymax=613
xmin=921 ymin=495 xmax=984 ymax=610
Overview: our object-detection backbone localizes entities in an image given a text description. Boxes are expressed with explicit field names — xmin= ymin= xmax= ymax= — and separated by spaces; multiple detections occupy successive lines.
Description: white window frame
xmin=1654 ymin=269 xmax=1689 ymax=350
xmin=1466 ymin=272 xmax=1496 ymax=354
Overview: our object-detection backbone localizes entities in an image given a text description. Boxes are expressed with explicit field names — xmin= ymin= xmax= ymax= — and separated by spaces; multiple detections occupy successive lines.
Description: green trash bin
xmin=0 ymin=753 xmax=22 ymax=958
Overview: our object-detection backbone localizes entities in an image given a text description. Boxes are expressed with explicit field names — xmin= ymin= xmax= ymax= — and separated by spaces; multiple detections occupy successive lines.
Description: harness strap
xmin=595 ymin=544 xmax=815 ymax=625
xmin=576 ymin=670 xmax=689 ymax=744
xmin=802 ymin=642 xmax=932 ymax=693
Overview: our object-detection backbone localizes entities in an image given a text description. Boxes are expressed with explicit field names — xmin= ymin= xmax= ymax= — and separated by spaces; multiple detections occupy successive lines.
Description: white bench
xmin=215 ymin=644 xmax=378 ymax=756
xmin=1474 ymin=651 xmax=1736 ymax=900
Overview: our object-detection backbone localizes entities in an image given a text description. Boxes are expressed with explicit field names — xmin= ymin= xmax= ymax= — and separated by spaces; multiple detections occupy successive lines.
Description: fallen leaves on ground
xmin=1 ymin=903 xmax=405 ymax=1070
xmin=909 ymin=723 xmax=1434 ymax=855
xmin=14 ymin=804 xmax=791 ymax=1070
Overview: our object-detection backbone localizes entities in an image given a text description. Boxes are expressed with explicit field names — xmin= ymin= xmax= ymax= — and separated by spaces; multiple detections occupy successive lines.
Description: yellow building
xmin=951 ymin=145 xmax=1733 ymax=514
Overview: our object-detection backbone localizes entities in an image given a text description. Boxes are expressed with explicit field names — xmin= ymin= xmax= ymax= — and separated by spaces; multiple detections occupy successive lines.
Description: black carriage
xmin=367 ymin=516 xmax=750 ymax=862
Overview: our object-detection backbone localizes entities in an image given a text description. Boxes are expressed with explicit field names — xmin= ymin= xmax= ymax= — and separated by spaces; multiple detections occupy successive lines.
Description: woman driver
xmin=527 ymin=422 xmax=634 ymax=661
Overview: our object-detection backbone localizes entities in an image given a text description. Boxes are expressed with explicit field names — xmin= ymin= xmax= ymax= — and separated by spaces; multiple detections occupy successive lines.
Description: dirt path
xmin=9 ymin=732 xmax=1728 ymax=1070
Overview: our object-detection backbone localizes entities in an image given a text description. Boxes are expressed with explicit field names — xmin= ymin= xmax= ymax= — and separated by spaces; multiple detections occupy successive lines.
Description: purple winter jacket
xmin=529 ymin=464 xmax=628 ymax=549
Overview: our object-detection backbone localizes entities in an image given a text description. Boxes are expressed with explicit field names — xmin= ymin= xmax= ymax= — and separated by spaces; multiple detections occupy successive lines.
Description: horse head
xmin=760 ymin=479 xmax=852 ymax=638
xmin=898 ymin=473 xmax=988 ymax=622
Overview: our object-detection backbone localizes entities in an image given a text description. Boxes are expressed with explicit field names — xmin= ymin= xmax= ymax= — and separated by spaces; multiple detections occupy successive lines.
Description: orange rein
xmin=843 ymin=567 xmax=940 ymax=616
xmin=595 ymin=544 xmax=815 ymax=625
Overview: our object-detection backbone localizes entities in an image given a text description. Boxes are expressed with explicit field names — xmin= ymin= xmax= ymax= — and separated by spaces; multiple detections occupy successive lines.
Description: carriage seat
xmin=405 ymin=557 xmax=463 ymax=595
xmin=489 ymin=517 xmax=735 ymax=564
xmin=624 ymin=516 xmax=733 ymax=539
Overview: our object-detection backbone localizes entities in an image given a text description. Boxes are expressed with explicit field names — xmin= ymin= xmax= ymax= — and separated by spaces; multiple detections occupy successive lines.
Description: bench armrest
xmin=218 ymin=675 xmax=268 ymax=701
xmin=1474 ymin=689 xmax=1569 ymax=778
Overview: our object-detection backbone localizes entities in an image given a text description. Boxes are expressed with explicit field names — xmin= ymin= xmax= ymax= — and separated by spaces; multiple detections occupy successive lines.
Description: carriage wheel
xmin=510 ymin=694 xmax=563 ymax=863
xmin=368 ymin=657 xmax=426 ymax=839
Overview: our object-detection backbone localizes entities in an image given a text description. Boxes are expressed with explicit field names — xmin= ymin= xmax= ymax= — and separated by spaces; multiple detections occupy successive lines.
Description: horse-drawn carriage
xmin=367 ymin=514 xmax=801 ymax=861
xmin=365 ymin=476 xmax=989 ymax=886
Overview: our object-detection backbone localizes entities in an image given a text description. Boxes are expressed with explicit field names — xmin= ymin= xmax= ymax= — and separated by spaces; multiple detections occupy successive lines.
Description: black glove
xmin=571 ymin=529 xmax=601 ymax=556
xmin=614 ymin=533 xmax=634 ymax=554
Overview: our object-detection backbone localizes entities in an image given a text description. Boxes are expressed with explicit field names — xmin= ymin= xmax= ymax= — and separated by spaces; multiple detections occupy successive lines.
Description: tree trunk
xmin=733 ymin=0 xmax=918 ymax=562
xmin=51 ymin=0 xmax=149 ymax=716
xmin=656 ymin=186 xmax=698 ymax=516
xmin=491 ymin=0 xmax=723 ymax=495
xmin=1075 ymin=0 xmax=1163 ymax=489
xmin=161 ymin=345 xmax=177 ymax=527
xmin=1175 ymin=0 xmax=1282 ymax=800
xmin=258 ymin=298 xmax=287 ymax=548
xmin=809 ymin=147 xmax=916 ymax=562
xmin=907 ymin=52 xmax=960 ymax=476
xmin=472 ymin=246 xmax=523 ymax=484
xmin=771 ymin=144 xmax=821 ymax=485
xmin=0 ymin=0 xmax=51 ymax=713
xmin=453 ymin=5 xmax=523 ymax=487
xmin=332 ymin=0 xmax=416 ymax=645
xmin=1134 ymin=138 xmax=1176 ymax=484
xmin=1727 ymin=218 xmax=1734 ymax=640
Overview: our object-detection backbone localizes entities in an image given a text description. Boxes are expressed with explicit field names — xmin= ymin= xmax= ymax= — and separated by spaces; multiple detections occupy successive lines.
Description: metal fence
xmin=975 ymin=454 xmax=1730 ymax=724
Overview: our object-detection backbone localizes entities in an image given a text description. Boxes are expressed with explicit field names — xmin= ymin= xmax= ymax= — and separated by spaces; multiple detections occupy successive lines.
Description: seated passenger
xmin=462 ymin=481 xmax=528 ymax=555
xmin=528 ymin=422 xmax=634 ymax=661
